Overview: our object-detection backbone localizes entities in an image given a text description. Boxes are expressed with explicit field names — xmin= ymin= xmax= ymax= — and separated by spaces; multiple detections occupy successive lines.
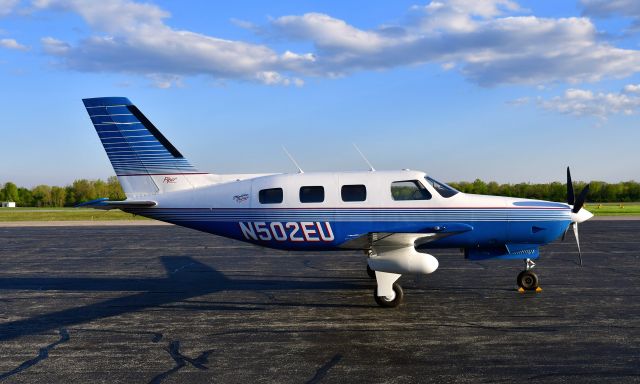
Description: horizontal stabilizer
xmin=76 ymin=198 xmax=157 ymax=210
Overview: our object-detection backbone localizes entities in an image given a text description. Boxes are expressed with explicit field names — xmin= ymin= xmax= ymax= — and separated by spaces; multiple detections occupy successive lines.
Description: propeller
xmin=573 ymin=184 xmax=590 ymax=214
xmin=567 ymin=167 xmax=575 ymax=206
xmin=564 ymin=167 xmax=593 ymax=266
xmin=573 ymin=222 xmax=582 ymax=266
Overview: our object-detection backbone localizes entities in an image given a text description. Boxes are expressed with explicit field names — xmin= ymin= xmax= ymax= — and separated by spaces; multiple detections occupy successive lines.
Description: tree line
xmin=0 ymin=177 xmax=638 ymax=207
xmin=448 ymin=179 xmax=640 ymax=203
xmin=0 ymin=177 xmax=125 ymax=207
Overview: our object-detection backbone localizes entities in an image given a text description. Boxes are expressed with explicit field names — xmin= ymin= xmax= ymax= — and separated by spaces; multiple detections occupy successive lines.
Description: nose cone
xmin=571 ymin=208 xmax=593 ymax=223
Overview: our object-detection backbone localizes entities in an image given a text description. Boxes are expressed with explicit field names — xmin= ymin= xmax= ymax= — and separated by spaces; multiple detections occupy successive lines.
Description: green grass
xmin=0 ymin=208 xmax=150 ymax=222
xmin=586 ymin=203 xmax=640 ymax=216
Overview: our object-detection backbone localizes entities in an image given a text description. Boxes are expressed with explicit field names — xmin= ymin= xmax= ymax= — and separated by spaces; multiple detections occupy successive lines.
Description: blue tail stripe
xmin=91 ymin=115 xmax=138 ymax=124
xmin=106 ymin=106 xmax=131 ymax=115
xmin=83 ymin=97 xmax=200 ymax=176
xmin=83 ymin=97 xmax=132 ymax=108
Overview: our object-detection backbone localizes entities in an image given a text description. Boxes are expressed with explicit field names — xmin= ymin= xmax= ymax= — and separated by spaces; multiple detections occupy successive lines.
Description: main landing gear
xmin=366 ymin=250 xmax=404 ymax=308
xmin=517 ymin=258 xmax=541 ymax=292
xmin=374 ymin=282 xmax=404 ymax=308
xmin=364 ymin=247 xmax=439 ymax=308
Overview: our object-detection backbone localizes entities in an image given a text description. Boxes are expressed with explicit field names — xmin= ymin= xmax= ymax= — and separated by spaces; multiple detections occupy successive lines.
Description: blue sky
xmin=1 ymin=0 xmax=639 ymax=187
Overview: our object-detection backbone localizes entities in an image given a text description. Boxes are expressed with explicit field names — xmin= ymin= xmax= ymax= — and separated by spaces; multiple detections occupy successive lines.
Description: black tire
xmin=366 ymin=265 xmax=376 ymax=279
xmin=374 ymin=282 xmax=404 ymax=308
xmin=517 ymin=270 xmax=539 ymax=290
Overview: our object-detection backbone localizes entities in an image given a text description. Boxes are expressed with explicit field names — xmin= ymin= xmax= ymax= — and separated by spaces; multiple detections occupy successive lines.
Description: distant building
xmin=1 ymin=202 xmax=16 ymax=208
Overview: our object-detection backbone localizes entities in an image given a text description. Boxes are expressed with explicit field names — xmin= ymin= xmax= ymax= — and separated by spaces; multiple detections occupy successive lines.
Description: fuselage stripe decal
xmin=125 ymin=207 xmax=571 ymax=222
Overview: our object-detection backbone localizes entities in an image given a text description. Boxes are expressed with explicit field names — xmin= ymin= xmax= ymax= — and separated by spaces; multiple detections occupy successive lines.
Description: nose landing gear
xmin=517 ymin=258 xmax=541 ymax=292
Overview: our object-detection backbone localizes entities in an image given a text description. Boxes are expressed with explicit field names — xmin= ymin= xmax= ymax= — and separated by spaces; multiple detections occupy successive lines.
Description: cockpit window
xmin=425 ymin=176 xmax=458 ymax=198
xmin=391 ymin=180 xmax=432 ymax=201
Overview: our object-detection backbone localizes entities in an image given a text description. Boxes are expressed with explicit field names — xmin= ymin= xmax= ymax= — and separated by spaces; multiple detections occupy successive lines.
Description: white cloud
xmin=441 ymin=62 xmax=455 ymax=70
xmin=41 ymin=36 xmax=69 ymax=54
xmin=255 ymin=71 xmax=286 ymax=85
xmin=0 ymin=0 xmax=20 ymax=16
xmin=507 ymin=97 xmax=529 ymax=106
xmin=29 ymin=0 xmax=640 ymax=87
xmin=623 ymin=84 xmax=640 ymax=93
xmin=230 ymin=18 xmax=260 ymax=33
xmin=33 ymin=0 xmax=169 ymax=34
xmin=0 ymin=38 xmax=28 ymax=51
xmin=539 ymin=85 xmax=640 ymax=119
xmin=267 ymin=4 xmax=640 ymax=86
xmin=581 ymin=0 xmax=640 ymax=33
xmin=272 ymin=13 xmax=389 ymax=54
xmin=34 ymin=0 xmax=308 ymax=86
xmin=581 ymin=0 xmax=640 ymax=19
xmin=412 ymin=0 xmax=521 ymax=33
xmin=147 ymin=73 xmax=183 ymax=89
xmin=254 ymin=71 xmax=305 ymax=87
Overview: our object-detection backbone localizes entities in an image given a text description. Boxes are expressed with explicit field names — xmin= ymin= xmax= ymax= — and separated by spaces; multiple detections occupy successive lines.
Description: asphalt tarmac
xmin=0 ymin=221 xmax=638 ymax=383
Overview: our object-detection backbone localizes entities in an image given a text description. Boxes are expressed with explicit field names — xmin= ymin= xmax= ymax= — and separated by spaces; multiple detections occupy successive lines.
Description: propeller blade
xmin=573 ymin=222 xmax=583 ymax=266
xmin=573 ymin=184 xmax=590 ymax=213
xmin=561 ymin=225 xmax=569 ymax=241
xmin=567 ymin=167 xmax=575 ymax=206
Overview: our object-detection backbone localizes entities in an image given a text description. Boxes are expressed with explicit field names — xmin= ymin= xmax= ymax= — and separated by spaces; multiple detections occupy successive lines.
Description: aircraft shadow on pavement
xmin=0 ymin=256 xmax=365 ymax=342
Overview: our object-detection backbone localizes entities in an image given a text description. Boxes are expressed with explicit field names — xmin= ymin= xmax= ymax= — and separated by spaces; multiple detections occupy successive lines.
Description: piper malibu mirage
xmin=80 ymin=97 xmax=593 ymax=308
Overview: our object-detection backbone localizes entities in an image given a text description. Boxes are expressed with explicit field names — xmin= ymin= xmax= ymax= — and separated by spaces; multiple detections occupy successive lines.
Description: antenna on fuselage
xmin=281 ymin=146 xmax=304 ymax=174
xmin=353 ymin=143 xmax=376 ymax=171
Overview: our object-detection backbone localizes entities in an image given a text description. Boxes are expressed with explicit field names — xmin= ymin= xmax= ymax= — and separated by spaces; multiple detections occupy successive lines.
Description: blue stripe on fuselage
xmin=125 ymin=207 xmax=571 ymax=251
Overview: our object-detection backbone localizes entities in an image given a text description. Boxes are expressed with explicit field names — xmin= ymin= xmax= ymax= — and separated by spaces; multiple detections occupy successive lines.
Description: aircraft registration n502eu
xmin=80 ymin=97 xmax=593 ymax=308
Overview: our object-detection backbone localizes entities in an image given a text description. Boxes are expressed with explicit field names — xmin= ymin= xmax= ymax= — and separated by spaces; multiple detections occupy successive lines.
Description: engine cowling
xmin=368 ymin=247 xmax=439 ymax=275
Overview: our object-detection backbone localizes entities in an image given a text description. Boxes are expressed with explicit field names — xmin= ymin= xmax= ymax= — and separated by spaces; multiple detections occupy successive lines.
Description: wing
xmin=340 ymin=223 xmax=473 ymax=250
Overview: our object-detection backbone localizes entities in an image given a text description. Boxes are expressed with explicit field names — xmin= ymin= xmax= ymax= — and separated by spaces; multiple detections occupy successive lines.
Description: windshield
xmin=425 ymin=176 xmax=459 ymax=198
xmin=391 ymin=180 xmax=432 ymax=201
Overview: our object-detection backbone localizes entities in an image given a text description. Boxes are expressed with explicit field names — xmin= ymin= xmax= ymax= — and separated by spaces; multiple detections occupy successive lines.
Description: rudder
xmin=83 ymin=97 xmax=216 ymax=197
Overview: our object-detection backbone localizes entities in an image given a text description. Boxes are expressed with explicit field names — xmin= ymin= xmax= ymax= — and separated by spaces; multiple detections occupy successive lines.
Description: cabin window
xmin=300 ymin=186 xmax=325 ymax=203
xmin=425 ymin=176 xmax=459 ymax=198
xmin=341 ymin=184 xmax=367 ymax=202
xmin=259 ymin=188 xmax=283 ymax=204
xmin=391 ymin=180 xmax=432 ymax=201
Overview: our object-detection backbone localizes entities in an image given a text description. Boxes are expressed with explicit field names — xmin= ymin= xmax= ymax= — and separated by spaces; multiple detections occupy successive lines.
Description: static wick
xmin=353 ymin=143 xmax=375 ymax=172
xmin=281 ymin=146 xmax=304 ymax=174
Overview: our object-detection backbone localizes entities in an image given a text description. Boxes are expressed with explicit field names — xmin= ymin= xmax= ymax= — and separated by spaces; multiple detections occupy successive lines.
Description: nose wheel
xmin=517 ymin=270 xmax=539 ymax=290
xmin=517 ymin=258 xmax=540 ymax=291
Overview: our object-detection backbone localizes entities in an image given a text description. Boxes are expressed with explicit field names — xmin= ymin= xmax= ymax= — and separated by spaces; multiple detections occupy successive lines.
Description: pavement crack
xmin=170 ymin=262 xmax=195 ymax=275
xmin=304 ymin=259 xmax=324 ymax=271
xmin=148 ymin=340 xmax=214 ymax=384
xmin=461 ymin=321 xmax=558 ymax=333
xmin=0 ymin=328 xmax=70 ymax=382
xmin=306 ymin=353 xmax=342 ymax=384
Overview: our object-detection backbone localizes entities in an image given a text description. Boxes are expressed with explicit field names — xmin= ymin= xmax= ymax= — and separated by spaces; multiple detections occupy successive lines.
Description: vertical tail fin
xmin=83 ymin=97 xmax=217 ymax=197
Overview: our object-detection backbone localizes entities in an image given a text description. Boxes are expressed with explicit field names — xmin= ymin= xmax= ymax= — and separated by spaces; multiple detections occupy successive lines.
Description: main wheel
xmin=366 ymin=265 xmax=376 ymax=279
xmin=517 ymin=270 xmax=539 ymax=290
xmin=374 ymin=282 xmax=404 ymax=308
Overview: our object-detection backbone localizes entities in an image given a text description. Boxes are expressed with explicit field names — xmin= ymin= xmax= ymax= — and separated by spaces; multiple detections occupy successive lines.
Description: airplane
xmin=79 ymin=97 xmax=593 ymax=308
